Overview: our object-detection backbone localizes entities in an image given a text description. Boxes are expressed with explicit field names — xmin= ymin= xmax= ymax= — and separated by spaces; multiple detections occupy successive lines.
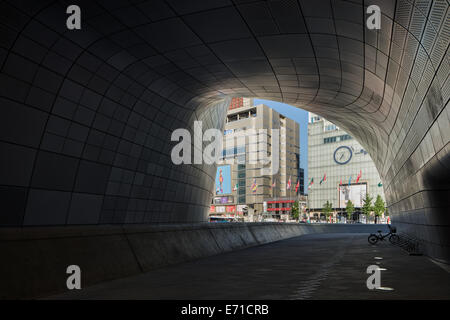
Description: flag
xmin=356 ymin=170 xmax=362 ymax=183
xmin=287 ymin=176 xmax=291 ymax=190
xmin=340 ymin=179 xmax=343 ymax=186
xmin=320 ymin=173 xmax=326 ymax=185
xmin=378 ymin=182 xmax=383 ymax=187
xmin=307 ymin=178 xmax=314 ymax=190
xmin=271 ymin=181 xmax=276 ymax=188
xmin=251 ymin=179 xmax=257 ymax=193
xmin=233 ymin=183 xmax=238 ymax=191
xmin=348 ymin=176 xmax=352 ymax=186
xmin=295 ymin=180 xmax=300 ymax=193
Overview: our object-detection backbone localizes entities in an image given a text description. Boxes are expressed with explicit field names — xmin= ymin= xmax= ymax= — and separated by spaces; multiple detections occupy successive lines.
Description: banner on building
xmin=237 ymin=205 xmax=247 ymax=214
xmin=215 ymin=165 xmax=231 ymax=195
xmin=338 ymin=183 xmax=367 ymax=208
xmin=226 ymin=205 xmax=236 ymax=213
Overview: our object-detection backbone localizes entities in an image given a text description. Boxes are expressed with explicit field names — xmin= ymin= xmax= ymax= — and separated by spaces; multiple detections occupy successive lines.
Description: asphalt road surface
xmin=49 ymin=233 xmax=450 ymax=299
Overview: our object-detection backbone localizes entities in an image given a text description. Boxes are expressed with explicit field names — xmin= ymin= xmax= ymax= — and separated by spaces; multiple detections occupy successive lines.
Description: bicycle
xmin=368 ymin=225 xmax=399 ymax=245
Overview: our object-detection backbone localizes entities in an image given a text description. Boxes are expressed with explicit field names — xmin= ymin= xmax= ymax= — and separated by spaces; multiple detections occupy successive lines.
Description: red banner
xmin=226 ymin=205 xmax=236 ymax=213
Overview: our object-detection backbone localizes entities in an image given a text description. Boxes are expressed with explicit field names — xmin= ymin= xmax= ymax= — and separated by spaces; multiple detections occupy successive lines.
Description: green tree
xmin=322 ymin=201 xmax=333 ymax=222
xmin=362 ymin=193 xmax=373 ymax=221
xmin=346 ymin=200 xmax=355 ymax=221
xmin=291 ymin=201 xmax=299 ymax=221
xmin=373 ymin=195 xmax=385 ymax=218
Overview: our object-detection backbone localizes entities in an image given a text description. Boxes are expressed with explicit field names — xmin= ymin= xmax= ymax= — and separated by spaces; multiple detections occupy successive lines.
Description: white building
xmin=307 ymin=113 xmax=385 ymax=212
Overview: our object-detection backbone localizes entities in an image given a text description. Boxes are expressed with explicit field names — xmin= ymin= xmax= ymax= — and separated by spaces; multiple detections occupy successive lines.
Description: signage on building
xmin=214 ymin=196 xmax=234 ymax=204
xmin=215 ymin=165 xmax=231 ymax=195
xmin=237 ymin=205 xmax=247 ymax=214
xmin=339 ymin=183 xmax=367 ymax=208
xmin=226 ymin=205 xmax=236 ymax=213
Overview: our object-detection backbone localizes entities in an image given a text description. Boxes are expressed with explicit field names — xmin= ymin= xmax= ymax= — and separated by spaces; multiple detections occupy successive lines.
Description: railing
xmin=393 ymin=233 xmax=423 ymax=256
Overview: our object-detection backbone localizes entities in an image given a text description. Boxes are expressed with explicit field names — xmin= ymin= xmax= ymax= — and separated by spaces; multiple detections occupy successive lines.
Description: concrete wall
xmin=0 ymin=223 xmax=388 ymax=299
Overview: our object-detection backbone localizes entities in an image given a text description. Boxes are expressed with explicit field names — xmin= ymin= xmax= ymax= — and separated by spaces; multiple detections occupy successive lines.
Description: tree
xmin=322 ymin=201 xmax=333 ymax=222
xmin=373 ymin=195 xmax=385 ymax=218
xmin=361 ymin=193 xmax=373 ymax=221
xmin=346 ymin=200 xmax=355 ymax=221
xmin=291 ymin=201 xmax=299 ymax=221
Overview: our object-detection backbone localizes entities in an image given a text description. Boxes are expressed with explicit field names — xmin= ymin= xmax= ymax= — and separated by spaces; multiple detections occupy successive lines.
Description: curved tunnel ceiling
xmin=0 ymin=0 xmax=449 ymax=260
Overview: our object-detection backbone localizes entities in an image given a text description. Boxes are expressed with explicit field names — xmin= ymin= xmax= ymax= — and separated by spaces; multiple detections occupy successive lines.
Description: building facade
xmin=210 ymin=98 xmax=300 ymax=218
xmin=307 ymin=113 xmax=385 ymax=212
xmin=299 ymin=168 xmax=305 ymax=195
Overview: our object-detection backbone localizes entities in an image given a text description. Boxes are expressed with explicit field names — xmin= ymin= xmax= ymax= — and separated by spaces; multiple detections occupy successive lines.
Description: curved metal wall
xmin=0 ymin=1 xmax=448 ymax=260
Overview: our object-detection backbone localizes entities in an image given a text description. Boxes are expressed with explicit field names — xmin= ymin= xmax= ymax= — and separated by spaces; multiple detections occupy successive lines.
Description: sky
xmin=253 ymin=99 xmax=309 ymax=183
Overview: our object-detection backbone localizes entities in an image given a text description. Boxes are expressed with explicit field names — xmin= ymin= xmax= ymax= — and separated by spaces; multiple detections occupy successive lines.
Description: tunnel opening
xmin=0 ymin=0 xmax=448 ymax=299
xmin=209 ymin=97 xmax=389 ymax=224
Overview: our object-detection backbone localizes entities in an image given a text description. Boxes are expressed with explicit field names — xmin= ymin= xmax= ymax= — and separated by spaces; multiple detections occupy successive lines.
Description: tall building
xmin=299 ymin=168 xmax=305 ymax=195
xmin=210 ymin=98 xmax=300 ymax=218
xmin=307 ymin=113 xmax=385 ymax=214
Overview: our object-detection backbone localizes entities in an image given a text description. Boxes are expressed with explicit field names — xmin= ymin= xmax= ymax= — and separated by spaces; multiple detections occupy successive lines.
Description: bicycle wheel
xmin=389 ymin=234 xmax=400 ymax=244
xmin=368 ymin=234 xmax=378 ymax=245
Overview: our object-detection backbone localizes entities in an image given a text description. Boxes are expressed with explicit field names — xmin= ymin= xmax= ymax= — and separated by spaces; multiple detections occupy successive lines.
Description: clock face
xmin=334 ymin=146 xmax=352 ymax=165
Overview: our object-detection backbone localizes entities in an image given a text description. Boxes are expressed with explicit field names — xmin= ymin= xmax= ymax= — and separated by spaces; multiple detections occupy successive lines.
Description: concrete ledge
xmin=0 ymin=223 xmax=388 ymax=299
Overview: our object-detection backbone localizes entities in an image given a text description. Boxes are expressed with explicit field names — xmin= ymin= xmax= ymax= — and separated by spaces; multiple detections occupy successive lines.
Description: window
xmin=310 ymin=116 xmax=321 ymax=123
xmin=324 ymin=137 xmax=337 ymax=144
xmin=236 ymin=146 xmax=245 ymax=154
xmin=323 ymin=134 xmax=351 ymax=144
xmin=239 ymin=112 xmax=249 ymax=119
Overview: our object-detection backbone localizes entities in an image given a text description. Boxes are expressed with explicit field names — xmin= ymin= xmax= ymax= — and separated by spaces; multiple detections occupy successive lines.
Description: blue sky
xmin=253 ymin=99 xmax=309 ymax=183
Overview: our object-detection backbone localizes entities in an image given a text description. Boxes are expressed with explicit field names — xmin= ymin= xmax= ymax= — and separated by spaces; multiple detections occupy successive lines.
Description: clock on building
xmin=333 ymin=146 xmax=352 ymax=165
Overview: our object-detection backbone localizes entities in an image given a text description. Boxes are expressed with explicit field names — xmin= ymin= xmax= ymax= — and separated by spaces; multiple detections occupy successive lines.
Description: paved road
xmin=49 ymin=233 xmax=450 ymax=299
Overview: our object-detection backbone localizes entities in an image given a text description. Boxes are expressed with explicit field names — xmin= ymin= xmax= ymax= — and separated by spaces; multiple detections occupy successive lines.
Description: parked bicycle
xmin=368 ymin=225 xmax=399 ymax=245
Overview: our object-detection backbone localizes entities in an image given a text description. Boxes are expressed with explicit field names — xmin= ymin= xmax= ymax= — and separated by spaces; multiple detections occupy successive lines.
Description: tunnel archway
xmin=0 ymin=0 xmax=448 ymax=269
